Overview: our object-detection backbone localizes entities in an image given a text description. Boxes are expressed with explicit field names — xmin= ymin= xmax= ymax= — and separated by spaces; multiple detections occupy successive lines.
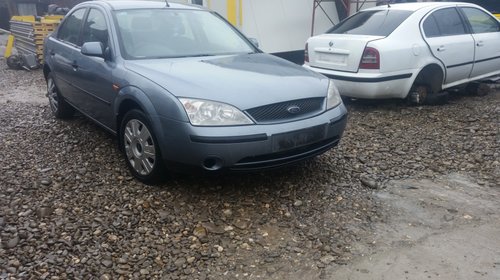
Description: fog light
xmin=202 ymin=157 xmax=223 ymax=171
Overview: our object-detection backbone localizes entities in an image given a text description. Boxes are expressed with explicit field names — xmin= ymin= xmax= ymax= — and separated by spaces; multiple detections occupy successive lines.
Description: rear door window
xmin=423 ymin=8 xmax=467 ymax=37
xmin=327 ymin=10 xmax=413 ymax=36
xmin=422 ymin=15 xmax=440 ymax=37
xmin=57 ymin=8 xmax=86 ymax=46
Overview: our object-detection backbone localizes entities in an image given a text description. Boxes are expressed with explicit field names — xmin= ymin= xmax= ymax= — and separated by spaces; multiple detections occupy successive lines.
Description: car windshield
xmin=113 ymin=9 xmax=255 ymax=59
xmin=327 ymin=10 xmax=412 ymax=36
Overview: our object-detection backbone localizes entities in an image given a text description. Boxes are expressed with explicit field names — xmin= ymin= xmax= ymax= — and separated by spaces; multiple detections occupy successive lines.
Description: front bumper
xmin=158 ymin=104 xmax=347 ymax=171
xmin=304 ymin=65 xmax=415 ymax=99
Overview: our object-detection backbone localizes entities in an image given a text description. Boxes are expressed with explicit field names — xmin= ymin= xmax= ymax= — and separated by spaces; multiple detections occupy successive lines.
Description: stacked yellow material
xmin=9 ymin=15 xmax=63 ymax=64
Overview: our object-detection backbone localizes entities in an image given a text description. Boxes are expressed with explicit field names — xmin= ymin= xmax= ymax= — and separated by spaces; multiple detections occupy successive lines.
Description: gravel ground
xmin=0 ymin=57 xmax=499 ymax=279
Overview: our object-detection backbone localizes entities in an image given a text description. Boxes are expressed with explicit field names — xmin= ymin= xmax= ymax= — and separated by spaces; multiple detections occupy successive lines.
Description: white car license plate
xmin=318 ymin=53 xmax=346 ymax=64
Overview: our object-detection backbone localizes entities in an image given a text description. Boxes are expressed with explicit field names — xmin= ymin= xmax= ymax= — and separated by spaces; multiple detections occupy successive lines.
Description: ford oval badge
xmin=287 ymin=105 xmax=301 ymax=114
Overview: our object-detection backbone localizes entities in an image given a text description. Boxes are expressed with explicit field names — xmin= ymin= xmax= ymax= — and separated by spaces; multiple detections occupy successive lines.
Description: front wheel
xmin=120 ymin=109 xmax=164 ymax=184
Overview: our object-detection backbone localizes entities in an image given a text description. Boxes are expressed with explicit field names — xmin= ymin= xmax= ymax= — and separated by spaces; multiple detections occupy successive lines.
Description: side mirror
xmin=248 ymin=37 xmax=259 ymax=48
xmin=81 ymin=42 xmax=105 ymax=58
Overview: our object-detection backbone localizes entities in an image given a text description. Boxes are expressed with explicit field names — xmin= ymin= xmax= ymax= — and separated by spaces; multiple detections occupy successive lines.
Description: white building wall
xmin=173 ymin=0 xmax=339 ymax=54
xmin=240 ymin=0 xmax=338 ymax=53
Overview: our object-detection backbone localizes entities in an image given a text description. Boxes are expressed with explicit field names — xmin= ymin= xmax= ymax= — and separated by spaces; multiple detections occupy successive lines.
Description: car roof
xmin=363 ymin=2 xmax=479 ymax=12
xmin=81 ymin=0 xmax=204 ymax=11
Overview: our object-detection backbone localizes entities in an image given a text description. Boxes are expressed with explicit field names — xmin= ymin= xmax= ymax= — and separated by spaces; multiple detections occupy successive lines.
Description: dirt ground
xmin=0 ymin=33 xmax=44 ymax=105
xmin=329 ymin=173 xmax=500 ymax=280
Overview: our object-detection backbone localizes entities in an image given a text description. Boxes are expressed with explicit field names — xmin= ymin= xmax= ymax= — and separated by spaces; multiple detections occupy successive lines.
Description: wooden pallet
xmin=33 ymin=27 xmax=55 ymax=33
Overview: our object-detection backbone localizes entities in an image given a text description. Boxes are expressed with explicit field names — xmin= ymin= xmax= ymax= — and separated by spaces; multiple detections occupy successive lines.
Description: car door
xmin=72 ymin=7 xmax=116 ymax=129
xmin=422 ymin=7 xmax=475 ymax=86
xmin=459 ymin=7 xmax=500 ymax=80
xmin=47 ymin=8 xmax=86 ymax=105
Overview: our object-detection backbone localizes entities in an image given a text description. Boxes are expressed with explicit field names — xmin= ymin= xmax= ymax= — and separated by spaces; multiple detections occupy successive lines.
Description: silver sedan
xmin=43 ymin=0 xmax=347 ymax=183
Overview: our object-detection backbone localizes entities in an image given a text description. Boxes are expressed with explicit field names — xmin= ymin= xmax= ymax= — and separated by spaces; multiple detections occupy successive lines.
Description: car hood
xmin=124 ymin=53 xmax=328 ymax=110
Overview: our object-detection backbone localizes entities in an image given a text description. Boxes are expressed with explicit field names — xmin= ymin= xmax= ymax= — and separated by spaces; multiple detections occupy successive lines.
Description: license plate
xmin=318 ymin=53 xmax=346 ymax=64
xmin=272 ymin=125 xmax=326 ymax=152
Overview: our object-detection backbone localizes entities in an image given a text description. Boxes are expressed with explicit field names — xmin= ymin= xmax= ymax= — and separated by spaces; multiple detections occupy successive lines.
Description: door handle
xmin=476 ymin=41 xmax=484 ymax=47
xmin=437 ymin=46 xmax=446 ymax=52
xmin=49 ymin=50 xmax=55 ymax=56
xmin=71 ymin=61 xmax=79 ymax=70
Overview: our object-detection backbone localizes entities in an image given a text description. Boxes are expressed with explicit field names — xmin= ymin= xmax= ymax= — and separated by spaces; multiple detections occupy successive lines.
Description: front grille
xmin=246 ymin=97 xmax=325 ymax=123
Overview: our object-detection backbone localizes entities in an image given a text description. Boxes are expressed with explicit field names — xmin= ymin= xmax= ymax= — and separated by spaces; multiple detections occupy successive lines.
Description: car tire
xmin=6 ymin=55 xmax=23 ymax=70
xmin=120 ymin=109 xmax=164 ymax=184
xmin=46 ymin=72 xmax=75 ymax=118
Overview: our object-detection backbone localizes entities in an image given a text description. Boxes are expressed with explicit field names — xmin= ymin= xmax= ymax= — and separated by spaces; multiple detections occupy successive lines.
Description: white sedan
xmin=304 ymin=2 xmax=500 ymax=104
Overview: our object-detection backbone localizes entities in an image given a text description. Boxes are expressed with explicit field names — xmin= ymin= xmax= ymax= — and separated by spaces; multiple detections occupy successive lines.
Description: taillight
xmin=359 ymin=47 xmax=380 ymax=69
xmin=304 ymin=42 xmax=309 ymax=63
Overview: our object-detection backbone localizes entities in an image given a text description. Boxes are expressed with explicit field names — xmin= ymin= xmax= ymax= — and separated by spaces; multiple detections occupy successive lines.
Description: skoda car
xmin=43 ymin=0 xmax=347 ymax=183
xmin=304 ymin=2 xmax=500 ymax=104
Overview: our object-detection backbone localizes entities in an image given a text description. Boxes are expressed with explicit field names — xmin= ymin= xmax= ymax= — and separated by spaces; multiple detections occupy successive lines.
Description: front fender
xmin=114 ymin=86 xmax=166 ymax=148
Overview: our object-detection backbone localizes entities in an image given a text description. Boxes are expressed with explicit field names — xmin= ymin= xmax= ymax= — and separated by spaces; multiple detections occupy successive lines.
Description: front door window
xmin=82 ymin=8 xmax=109 ymax=49
xmin=461 ymin=7 xmax=500 ymax=33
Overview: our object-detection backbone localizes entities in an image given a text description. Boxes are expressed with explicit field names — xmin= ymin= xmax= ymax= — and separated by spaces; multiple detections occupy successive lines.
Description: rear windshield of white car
xmin=327 ymin=10 xmax=413 ymax=36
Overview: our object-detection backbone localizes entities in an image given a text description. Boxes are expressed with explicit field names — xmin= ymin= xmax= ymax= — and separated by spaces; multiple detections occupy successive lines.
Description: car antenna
xmin=387 ymin=1 xmax=391 ymax=8
xmin=165 ymin=0 xmax=170 ymax=7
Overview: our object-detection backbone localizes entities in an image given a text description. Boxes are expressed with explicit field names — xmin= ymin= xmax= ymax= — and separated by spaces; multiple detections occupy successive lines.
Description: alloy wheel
xmin=47 ymin=78 xmax=59 ymax=113
xmin=123 ymin=119 xmax=156 ymax=176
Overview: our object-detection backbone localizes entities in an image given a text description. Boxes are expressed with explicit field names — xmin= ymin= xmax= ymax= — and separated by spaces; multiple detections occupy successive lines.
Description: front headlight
xmin=326 ymin=80 xmax=342 ymax=110
xmin=179 ymin=98 xmax=254 ymax=126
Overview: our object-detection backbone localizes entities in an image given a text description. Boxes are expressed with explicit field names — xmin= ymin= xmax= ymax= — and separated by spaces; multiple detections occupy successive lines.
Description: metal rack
xmin=8 ymin=15 xmax=62 ymax=66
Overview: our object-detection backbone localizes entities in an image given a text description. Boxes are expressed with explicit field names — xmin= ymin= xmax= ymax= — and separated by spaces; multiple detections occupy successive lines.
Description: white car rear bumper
xmin=304 ymin=65 xmax=415 ymax=99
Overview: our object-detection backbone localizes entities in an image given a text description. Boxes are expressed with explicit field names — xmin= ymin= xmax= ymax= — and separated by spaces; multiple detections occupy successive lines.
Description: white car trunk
xmin=308 ymin=34 xmax=384 ymax=72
